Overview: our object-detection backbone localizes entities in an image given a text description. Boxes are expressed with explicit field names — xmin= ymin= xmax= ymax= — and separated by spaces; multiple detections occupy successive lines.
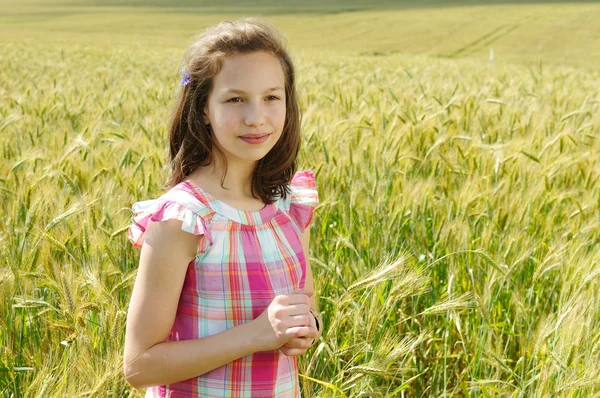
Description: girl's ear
xmin=203 ymin=106 xmax=209 ymax=125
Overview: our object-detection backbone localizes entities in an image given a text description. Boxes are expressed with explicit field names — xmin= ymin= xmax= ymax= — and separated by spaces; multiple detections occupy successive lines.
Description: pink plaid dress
xmin=128 ymin=170 xmax=318 ymax=397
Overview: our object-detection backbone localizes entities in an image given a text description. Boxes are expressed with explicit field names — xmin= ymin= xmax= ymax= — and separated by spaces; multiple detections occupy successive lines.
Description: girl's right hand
xmin=252 ymin=289 xmax=313 ymax=352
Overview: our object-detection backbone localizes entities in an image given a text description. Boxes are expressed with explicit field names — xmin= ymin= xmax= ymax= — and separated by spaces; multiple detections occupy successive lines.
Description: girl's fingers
xmin=285 ymin=325 xmax=319 ymax=338
xmin=287 ymin=314 xmax=310 ymax=327
xmin=283 ymin=336 xmax=313 ymax=349
xmin=285 ymin=325 xmax=312 ymax=339
xmin=278 ymin=292 xmax=312 ymax=306
xmin=280 ymin=337 xmax=316 ymax=356
xmin=289 ymin=289 xmax=314 ymax=298
xmin=279 ymin=346 xmax=307 ymax=357
xmin=280 ymin=303 xmax=310 ymax=316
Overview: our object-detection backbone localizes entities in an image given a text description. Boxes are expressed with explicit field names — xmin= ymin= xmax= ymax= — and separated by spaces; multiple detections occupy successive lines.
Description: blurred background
xmin=4 ymin=0 xmax=600 ymax=67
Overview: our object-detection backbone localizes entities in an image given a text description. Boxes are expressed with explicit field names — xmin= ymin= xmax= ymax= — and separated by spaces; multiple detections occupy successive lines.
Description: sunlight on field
xmin=2 ymin=1 xmax=600 ymax=396
xmin=2 ymin=0 xmax=600 ymax=69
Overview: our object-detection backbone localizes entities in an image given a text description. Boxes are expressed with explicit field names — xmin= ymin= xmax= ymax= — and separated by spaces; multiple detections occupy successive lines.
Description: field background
xmin=4 ymin=0 xmax=600 ymax=68
xmin=2 ymin=0 xmax=600 ymax=397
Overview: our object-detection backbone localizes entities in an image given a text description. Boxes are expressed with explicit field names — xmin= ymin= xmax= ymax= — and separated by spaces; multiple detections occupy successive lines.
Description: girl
xmin=123 ymin=18 xmax=322 ymax=397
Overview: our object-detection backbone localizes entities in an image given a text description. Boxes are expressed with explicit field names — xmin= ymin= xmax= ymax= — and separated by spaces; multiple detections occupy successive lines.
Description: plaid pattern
xmin=128 ymin=170 xmax=318 ymax=398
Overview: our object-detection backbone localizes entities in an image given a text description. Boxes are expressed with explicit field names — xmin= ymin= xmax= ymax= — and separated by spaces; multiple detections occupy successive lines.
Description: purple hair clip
xmin=180 ymin=69 xmax=191 ymax=86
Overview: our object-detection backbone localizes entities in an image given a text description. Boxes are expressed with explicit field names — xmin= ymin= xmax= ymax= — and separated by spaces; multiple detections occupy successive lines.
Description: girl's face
xmin=204 ymin=51 xmax=287 ymax=166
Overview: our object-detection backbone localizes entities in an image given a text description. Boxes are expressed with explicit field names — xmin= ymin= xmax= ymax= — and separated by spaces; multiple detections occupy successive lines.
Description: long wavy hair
xmin=165 ymin=18 xmax=301 ymax=204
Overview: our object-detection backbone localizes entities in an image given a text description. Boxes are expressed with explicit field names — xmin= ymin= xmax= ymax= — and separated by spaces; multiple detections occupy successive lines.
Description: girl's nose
xmin=244 ymin=102 xmax=266 ymax=127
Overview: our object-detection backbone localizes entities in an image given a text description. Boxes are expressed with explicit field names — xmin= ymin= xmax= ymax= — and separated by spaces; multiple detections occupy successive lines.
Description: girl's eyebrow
xmin=222 ymin=87 xmax=284 ymax=95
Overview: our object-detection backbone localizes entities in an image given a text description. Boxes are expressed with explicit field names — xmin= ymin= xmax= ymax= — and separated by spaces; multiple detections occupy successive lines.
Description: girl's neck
xmin=189 ymin=157 xmax=257 ymax=201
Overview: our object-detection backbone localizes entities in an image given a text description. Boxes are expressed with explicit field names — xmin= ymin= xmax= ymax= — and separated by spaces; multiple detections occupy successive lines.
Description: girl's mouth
xmin=239 ymin=134 xmax=270 ymax=144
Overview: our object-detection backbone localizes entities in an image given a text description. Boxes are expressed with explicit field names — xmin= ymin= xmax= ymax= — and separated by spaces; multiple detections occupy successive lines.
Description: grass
xmin=3 ymin=0 xmax=600 ymax=69
xmin=1 ymin=1 xmax=600 ymax=397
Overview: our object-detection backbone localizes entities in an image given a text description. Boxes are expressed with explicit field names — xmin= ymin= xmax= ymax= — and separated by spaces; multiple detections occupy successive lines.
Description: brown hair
xmin=166 ymin=18 xmax=300 ymax=204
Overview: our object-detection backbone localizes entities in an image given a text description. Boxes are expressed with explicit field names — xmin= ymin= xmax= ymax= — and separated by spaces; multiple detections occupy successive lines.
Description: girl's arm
xmin=123 ymin=219 xmax=312 ymax=389
xmin=301 ymin=226 xmax=323 ymax=341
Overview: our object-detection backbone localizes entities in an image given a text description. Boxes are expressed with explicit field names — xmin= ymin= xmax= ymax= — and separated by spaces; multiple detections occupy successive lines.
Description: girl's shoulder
xmin=277 ymin=169 xmax=319 ymax=233
xmin=127 ymin=182 xmax=215 ymax=253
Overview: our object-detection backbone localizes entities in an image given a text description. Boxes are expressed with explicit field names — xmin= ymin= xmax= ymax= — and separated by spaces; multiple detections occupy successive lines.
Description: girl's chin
xmin=228 ymin=149 xmax=273 ymax=163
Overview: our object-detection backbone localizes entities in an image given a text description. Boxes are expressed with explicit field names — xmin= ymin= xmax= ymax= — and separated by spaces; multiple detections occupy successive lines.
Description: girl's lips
xmin=239 ymin=134 xmax=270 ymax=144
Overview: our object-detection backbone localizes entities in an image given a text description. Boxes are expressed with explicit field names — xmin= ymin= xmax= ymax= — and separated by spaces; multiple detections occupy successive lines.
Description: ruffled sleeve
xmin=287 ymin=169 xmax=319 ymax=233
xmin=127 ymin=189 xmax=215 ymax=254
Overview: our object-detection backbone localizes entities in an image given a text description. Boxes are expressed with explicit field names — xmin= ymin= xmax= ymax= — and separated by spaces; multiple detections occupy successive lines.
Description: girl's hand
xmin=252 ymin=289 xmax=313 ymax=352
xmin=279 ymin=309 xmax=319 ymax=357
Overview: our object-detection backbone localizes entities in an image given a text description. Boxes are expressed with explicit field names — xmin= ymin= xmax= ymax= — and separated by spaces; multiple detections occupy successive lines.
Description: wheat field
xmin=2 ymin=2 xmax=600 ymax=397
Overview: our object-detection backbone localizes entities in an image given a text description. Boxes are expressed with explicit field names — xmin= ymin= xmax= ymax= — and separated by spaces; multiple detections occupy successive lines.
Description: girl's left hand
xmin=279 ymin=311 xmax=319 ymax=357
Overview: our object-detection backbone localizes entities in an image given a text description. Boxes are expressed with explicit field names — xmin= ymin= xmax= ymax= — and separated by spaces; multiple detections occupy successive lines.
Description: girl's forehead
xmin=213 ymin=51 xmax=285 ymax=91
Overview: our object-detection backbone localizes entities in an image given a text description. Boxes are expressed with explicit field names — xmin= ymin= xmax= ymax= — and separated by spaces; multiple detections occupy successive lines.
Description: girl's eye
xmin=266 ymin=95 xmax=280 ymax=101
xmin=227 ymin=97 xmax=243 ymax=103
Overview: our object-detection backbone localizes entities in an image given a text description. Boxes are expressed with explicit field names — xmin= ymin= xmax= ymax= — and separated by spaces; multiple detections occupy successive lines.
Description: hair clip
xmin=180 ymin=69 xmax=191 ymax=86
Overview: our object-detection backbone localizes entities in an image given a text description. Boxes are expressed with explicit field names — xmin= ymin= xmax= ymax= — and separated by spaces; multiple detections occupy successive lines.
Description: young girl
xmin=123 ymin=18 xmax=322 ymax=397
